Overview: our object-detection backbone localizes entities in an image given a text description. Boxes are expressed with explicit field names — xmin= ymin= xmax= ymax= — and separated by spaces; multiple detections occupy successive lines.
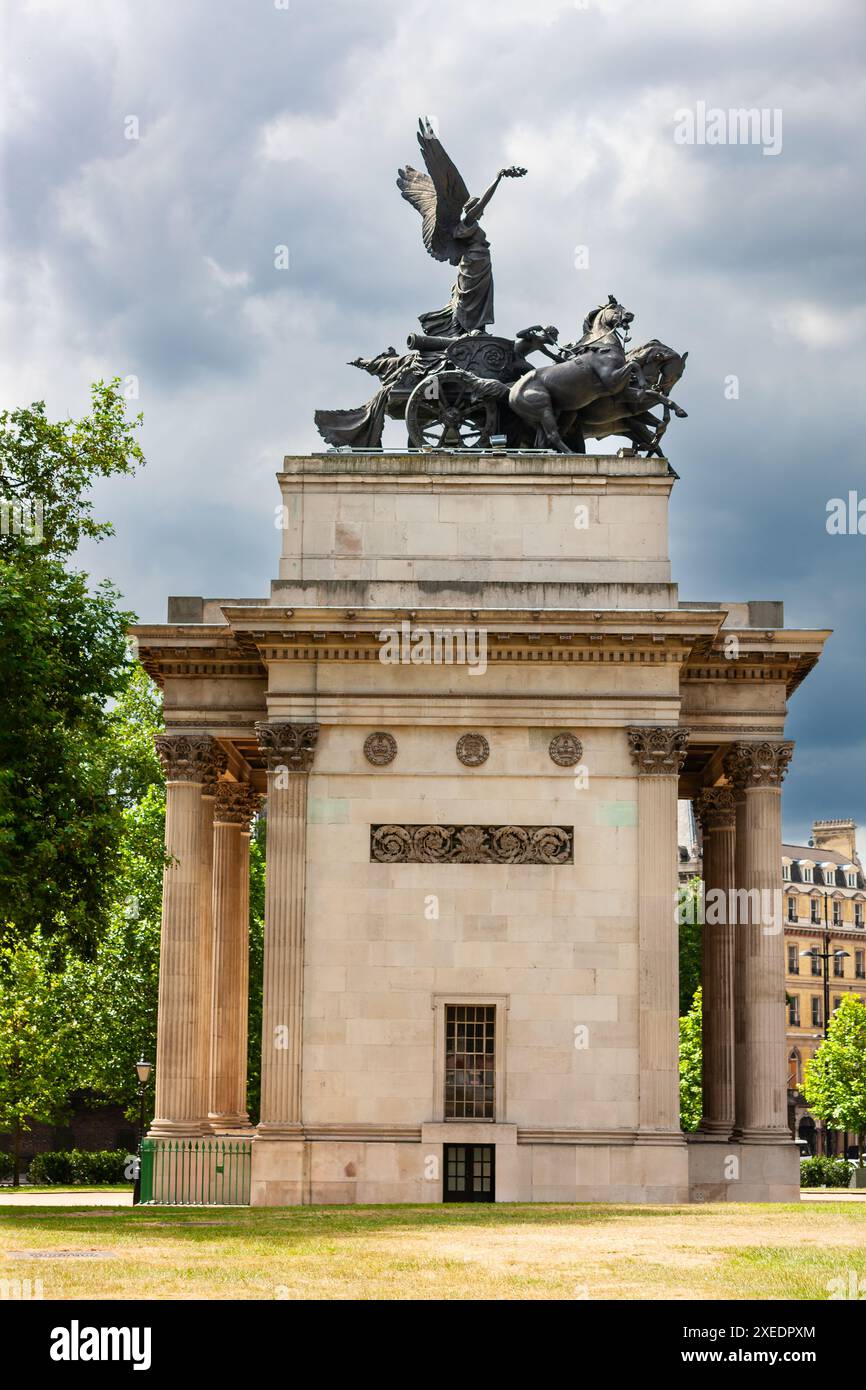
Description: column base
xmin=698 ymin=1119 xmax=736 ymax=1138
xmin=147 ymin=1119 xmax=211 ymax=1139
xmin=256 ymin=1122 xmax=305 ymax=1139
xmin=633 ymin=1129 xmax=687 ymax=1145
xmin=732 ymin=1126 xmax=794 ymax=1145
xmin=208 ymin=1113 xmax=255 ymax=1135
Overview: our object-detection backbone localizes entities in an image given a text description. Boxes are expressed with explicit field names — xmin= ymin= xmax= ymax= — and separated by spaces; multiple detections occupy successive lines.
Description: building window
xmin=787 ymin=944 xmax=799 ymax=975
xmin=802 ymin=866 xmax=813 ymax=883
xmin=811 ymin=997 xmax=822 ymax=1027
xmin=833 ymin=953 xmax=845 ymax=978
xmin=444 ymin=1004 xmax=495 ymax=1120
xmin=787 ymin=896 xmax=797 ymax=923
xmin=847 ymin=872 xmax=858 ymax=889
xmin=788 ymin=1049 xmax=800 ymax=1086
xmin=810 ymin=949 xmax=822 ymax=977
xmin=810 ymin=899 xmax=821 ymax=925
xmin=855 ymin=949 xmax=865 ymax=980
xmin=833 ymin=900 xmax=842 ymax=926
xmin=856 ymin=903 xmax=864 ymax=928
xmin=833 ymin=996 xmax=842 ymax=1012
xmin=782 ymin=862 xmax=791 ymax=881
xmin=824 ymin=869 xmax=837 ymax=888
xmin=789 ymin=996 xmax=800 ymax=1026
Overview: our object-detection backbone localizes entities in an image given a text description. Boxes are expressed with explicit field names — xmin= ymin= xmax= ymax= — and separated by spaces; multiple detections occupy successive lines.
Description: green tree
xmin=0 ymin=381 xmax=144 ymax=951
xmin=0 ymin=379 xmax=143 ymax=562
xmin=61 ymin=667 xmax=165 ymax=1120
xmin=679 ymin=985 xmax=703 ymax=1132
xmin=0 ymin=933 xmax=77 ymax=1185
xmin=803 ymin=994 xmax=866 ymax=1166
xmin=677 ymin=875 xmax=703 ymax=1014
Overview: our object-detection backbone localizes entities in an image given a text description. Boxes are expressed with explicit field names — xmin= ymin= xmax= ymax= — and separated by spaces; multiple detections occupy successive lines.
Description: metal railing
xmin=139 ymin=1138 xmax=252 ymax=1206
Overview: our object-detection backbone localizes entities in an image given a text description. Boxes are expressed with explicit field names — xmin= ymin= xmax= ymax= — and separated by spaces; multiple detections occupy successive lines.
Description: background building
xmin=783 ymin=819 xmax=866 ymax=1155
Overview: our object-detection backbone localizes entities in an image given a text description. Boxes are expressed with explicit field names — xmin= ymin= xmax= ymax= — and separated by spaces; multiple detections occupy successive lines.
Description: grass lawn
xmin=1 ymin=1201 xmax=865 ymax=1300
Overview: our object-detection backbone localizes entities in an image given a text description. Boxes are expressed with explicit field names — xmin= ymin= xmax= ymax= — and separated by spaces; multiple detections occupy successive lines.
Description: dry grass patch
xmin=0 ymin=1202 xmax=863 ymax=1300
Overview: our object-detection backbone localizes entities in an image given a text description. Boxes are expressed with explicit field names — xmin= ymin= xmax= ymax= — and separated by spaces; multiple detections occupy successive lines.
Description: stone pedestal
xmin=137 ymin=451 xmax=829 ymax=1205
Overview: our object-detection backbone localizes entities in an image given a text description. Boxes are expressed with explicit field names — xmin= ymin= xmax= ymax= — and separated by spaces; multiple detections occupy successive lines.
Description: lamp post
xmin=801 ymin=883 xmax=850 ymax=1155
xmin=132 ymin=1056 xmax=152 ymax=1205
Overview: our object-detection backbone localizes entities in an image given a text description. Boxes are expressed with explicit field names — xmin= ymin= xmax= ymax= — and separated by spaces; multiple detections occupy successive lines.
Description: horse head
xmin=580 ymin=294 xmax=634 ymax=341
xmin=629 ymin=340 xmax=688 ymax=394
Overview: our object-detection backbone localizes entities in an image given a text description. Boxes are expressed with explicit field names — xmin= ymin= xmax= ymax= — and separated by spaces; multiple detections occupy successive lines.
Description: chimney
xmin=811 ymin=819 xmax=858 ymax=865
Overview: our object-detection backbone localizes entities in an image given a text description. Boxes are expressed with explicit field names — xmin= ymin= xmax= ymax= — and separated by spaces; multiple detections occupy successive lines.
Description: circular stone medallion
xmin=549 ymin=732 xmax=583 ymax=767
xmin=456 ymin=732 xmax=490 ymax=767
xmin=363 ymin=731 xmax=397 ymax=766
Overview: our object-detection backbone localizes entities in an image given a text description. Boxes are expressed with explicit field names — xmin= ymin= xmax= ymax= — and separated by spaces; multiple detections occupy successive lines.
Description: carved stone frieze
xmin=370 ymin=824 xmax=573 ymax=865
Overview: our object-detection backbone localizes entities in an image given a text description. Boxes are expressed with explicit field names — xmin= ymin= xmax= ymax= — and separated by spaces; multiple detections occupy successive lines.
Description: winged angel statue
xmin=397 ymin=117 xmax=526 ymax=336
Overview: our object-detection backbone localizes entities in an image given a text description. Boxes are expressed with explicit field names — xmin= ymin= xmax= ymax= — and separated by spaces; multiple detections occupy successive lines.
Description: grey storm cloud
xmin=2 ymin=0 xmax=865 ymax=843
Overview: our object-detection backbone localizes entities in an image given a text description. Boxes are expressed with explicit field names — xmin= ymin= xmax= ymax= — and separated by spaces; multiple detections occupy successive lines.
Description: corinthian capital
xmin=155 ymin=733 xmax=227 ymax=786
xmin=214 ymin=782 xmax=264 ymax=828
xmin=723 ymin=740 xmax=794 ymax=790
xmin=626 ymin=726 xmax=689 ymax=776
xmin=255 ymin=721 xmax=319 ymax=774
xmin=694 ymin=786 xmax=736 ymax=832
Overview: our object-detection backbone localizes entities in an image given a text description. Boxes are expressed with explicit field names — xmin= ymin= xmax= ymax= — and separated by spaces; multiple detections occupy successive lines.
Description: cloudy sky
xmin=2 ymin=0 xmax=864 ymax=844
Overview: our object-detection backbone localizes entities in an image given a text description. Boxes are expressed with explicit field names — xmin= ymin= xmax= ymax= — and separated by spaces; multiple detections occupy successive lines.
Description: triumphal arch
xmin=134 ymin=120 xmax=828 ymax=1203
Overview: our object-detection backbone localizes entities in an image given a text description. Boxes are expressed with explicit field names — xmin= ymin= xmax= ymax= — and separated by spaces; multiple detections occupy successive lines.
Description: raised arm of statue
xmin=461 ymin=166 xmax=527 ymax=227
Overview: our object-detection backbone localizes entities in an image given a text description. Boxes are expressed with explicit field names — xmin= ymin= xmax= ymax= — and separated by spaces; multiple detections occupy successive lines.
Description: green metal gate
xmin=139 ymin=1138 xmax=252 ymax=1205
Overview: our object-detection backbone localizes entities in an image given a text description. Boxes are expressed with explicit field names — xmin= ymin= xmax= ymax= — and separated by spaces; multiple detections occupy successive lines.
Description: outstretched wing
xmin=396 ymin=117 xmax=469 ymax=263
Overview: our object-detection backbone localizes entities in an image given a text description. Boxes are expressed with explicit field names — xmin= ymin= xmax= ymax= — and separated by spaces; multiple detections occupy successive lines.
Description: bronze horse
xmin=566 ymin=340 xmax=688 ymax=455
xmin=505 ymin=298 xmax=686 ymax=454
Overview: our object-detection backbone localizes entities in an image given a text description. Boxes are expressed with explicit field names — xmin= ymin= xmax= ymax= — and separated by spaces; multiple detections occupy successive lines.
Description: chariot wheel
xmin=406 ymin=370 xmax=498 ymax=449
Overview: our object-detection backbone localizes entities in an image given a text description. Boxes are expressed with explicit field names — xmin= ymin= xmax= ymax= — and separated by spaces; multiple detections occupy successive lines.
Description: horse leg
xmin=642 ymin=387 xmax=688 ymax=419
xmin=539 ymin=404 xmax=572 ymax=453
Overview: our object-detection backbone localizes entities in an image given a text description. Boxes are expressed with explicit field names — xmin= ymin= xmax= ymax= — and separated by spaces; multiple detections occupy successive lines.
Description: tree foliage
xmin=677 ymin=876 xmax=703 ymax=1014
xmin=803 ymin=994 xmax=866 ymax=1164
xmin=0 ymin=381 xmax=144 ymax=952
xmin=679 ymin=985 xmax=703 ymax=1132
xmin=0 ymin=932 xmax=77 ymax=1183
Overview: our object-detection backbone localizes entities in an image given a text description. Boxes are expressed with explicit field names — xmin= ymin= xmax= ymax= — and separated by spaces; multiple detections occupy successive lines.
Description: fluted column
xmin=150 ymin=734 xmax=226 ymax=1137
xmin=255 ymin=722 xmax=319 ymax=1135
xmin=694 ymin=787 xmax=737 ymax=1135
xmin=209 ymin=784 xmax=263 ymax=1132
xmin=627 ymin=727 xmax=689 ymax=1134
xmin=725 ymin=741 xmax=794 ymax=1141
xmin=732 ymin=786 xmax=749 ymax=1135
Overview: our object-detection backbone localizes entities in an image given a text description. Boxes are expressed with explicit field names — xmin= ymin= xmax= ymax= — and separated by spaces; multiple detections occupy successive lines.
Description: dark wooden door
xmin=443 ymin=1144 xmax=495 ymax=1202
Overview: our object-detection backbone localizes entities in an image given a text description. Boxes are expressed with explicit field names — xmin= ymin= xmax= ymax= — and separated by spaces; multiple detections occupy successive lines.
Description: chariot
xmin=388 ymin=332 xmax=526 ymax=449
